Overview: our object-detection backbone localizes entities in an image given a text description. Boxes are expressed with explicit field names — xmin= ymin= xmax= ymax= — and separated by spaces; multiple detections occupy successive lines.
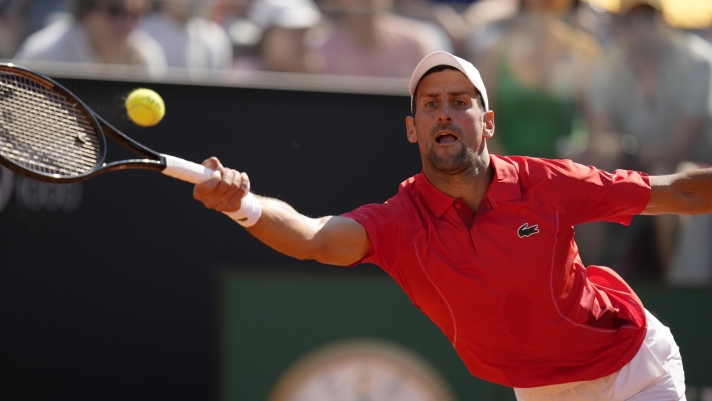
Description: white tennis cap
xmin=409 ymin=51 xmax=489 ymax=112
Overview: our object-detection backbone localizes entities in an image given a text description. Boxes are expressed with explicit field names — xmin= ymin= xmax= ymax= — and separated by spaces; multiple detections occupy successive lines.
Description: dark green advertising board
xmin=221 ymin=269 xmax=712 ymax=401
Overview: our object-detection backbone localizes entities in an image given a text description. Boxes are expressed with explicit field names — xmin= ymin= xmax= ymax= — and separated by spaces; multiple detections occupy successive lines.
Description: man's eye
xmin=425 ymin=101 xmax=436 ymax=107
xmin=455 ymin=100 xmax=466 ymax=106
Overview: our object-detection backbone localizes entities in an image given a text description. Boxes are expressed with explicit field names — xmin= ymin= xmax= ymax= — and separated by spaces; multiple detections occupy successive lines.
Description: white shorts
xmin=514 ymin=310 xmax=686 ymax=401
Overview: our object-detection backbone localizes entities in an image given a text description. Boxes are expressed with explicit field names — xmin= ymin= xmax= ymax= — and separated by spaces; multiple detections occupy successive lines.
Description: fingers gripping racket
xmin=0 ymin=63 xmax=213 ymax=185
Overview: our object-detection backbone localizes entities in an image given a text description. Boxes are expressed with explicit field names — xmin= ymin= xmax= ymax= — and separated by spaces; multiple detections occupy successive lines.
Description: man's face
xmin=618 ymin=6 xmax=667 ymax=61
xmin=405 ymin=69 xmax=495 ymax=175
xmin=82 ymin=0 xmax=142 ymax=48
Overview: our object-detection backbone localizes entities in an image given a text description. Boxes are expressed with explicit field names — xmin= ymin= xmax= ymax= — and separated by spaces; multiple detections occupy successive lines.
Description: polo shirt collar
xmin=488 ymin=154 xmax=522 ymax=206
xmin=413 ymin=154 xmax=522 ymax=218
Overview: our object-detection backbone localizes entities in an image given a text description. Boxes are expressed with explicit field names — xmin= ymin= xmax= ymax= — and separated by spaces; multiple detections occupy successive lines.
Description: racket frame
xmin=0 ymin=63 xmax=168 ymax=184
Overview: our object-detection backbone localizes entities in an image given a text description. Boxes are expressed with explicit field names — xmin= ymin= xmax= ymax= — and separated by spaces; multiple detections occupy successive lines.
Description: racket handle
xmin=161 ymin=154 xmax=214 ymax=184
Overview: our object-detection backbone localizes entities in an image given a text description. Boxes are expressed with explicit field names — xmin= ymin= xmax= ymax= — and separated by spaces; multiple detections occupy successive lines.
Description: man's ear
xmin=405 ymin=116 xmax=418 ymax=143
xmin=482 ymin=110 xmax=495 ymax=139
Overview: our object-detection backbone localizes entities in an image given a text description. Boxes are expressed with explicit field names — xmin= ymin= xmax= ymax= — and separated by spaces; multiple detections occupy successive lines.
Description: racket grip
xmin=161 ymin=154 xmax=214 ymax=184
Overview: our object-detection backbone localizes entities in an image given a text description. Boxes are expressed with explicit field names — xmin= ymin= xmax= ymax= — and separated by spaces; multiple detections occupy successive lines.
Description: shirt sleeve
xmin=340 ymin=201 xmax=407 ymax=270
xmin=525 ymin=158 xmax=651 ymax=226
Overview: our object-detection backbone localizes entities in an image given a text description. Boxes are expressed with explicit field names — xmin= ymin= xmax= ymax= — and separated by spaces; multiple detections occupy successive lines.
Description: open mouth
xmin=436 ymin=133 xmax=458 ymax=144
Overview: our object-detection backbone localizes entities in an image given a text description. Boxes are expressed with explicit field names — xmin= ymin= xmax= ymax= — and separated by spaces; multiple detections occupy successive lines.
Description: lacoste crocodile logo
xmin=518 ymin=223 xmax=539 ymax=238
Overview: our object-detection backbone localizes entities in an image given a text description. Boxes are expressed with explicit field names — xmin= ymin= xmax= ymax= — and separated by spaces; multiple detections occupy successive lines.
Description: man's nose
xmin=437 ymin=104 xmax=453 ymax=122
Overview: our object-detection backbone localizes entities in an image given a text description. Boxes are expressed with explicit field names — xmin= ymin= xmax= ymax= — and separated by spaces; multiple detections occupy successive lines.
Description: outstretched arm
xmin=193 ymin=157 xmax=370 ymax=266
xmin=643 ymin=168 xmax=712 ymax=215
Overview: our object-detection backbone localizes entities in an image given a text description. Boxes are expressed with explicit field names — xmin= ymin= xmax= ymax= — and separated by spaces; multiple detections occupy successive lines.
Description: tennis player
xmin=194 ymin=51 xmax=708 ymax=400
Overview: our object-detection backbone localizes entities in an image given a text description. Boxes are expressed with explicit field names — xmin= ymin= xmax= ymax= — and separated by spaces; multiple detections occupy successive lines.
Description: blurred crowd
xmin=2 ymin=0 xmax=712 ymax=286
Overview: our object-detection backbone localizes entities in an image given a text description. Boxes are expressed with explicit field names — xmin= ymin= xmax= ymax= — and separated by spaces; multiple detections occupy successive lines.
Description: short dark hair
xmin=411 ymin=65 xmax=486 ymax=115
xmin=74 ymin=0 xmax=147 ymax=20
xmin=617 ymin=3 xmax=661 ymax=24
xmin=74 ymin=0 xmax=100 ymax=19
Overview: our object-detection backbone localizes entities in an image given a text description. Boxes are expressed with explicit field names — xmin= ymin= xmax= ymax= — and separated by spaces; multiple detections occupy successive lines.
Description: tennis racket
xmin=0 ymin=63 xmax=214 ymax=185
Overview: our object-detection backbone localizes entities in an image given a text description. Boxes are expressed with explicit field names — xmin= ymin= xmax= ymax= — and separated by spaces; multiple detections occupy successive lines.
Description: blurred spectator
xmin=700 ymin=26 xmax=712 ymax=44
xmin=668 ymin=162 xmax=712 ymax=286
xmin=234 ymin=0 xmax=322 ymax=73
xmin=463 ymin=0 xmax=553 ymax=81
xmin=207 ymin=0 xmax=262 ymax=61
xmin=570 ymin=0 xmax=615 ymax=49
xmin=140 ymin=0 xmax=232 ymax=71
xmin=14 ymin=0 xmax=166 ymax=71
xmin=310 ymin=0 xmax=449 ymax=77
xmin=208 ymin=0 xmax=251 ymax=27
xmin=430 ymin=0 xmax=475 ymax=6
xmin=391 ymin=0 xmax=461 ymax=53
xmin=588 ymin=0 xmax=712 ymax=174
xmin=0 ymin=0 xmax=31 ymax=58
xmin=462 ymin=0 xmax=518 ymax=53
xmin=474 ymin=0 xmax=600 ymax=159
xmin=24 ymin=0 xmax=71 ymax=37
xmin=586 ymin=0 xmax=712 ymax=281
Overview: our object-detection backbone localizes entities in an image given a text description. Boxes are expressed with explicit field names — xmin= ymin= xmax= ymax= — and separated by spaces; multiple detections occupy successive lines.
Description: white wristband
xmin=223 ymin=192 xmax=262 ymax=227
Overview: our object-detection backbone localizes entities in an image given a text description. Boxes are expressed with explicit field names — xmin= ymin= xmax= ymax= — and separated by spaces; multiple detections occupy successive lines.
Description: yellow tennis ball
xmin=125 ymin=88 xmax=165 ymax=127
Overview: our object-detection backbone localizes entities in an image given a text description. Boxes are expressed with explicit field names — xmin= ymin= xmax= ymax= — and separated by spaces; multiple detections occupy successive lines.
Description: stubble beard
xmin=423 ymin=123 xmax=480 ymax=175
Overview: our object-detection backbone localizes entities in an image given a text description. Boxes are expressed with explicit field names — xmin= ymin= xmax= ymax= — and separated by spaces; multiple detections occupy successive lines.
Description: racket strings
xmin=0 ymin=71 xmax=102 ymax=177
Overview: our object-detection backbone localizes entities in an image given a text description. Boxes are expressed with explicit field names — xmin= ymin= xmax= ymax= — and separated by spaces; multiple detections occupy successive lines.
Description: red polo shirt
xmin=342 ymin=155 xmax=651 ymax=388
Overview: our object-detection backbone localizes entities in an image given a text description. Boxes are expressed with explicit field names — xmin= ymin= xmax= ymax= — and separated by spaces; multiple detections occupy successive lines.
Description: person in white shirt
xmin=14 ymin=0 xmax=166 ymax=73
xmin=140 ymin=0 xmax=233 ymax=71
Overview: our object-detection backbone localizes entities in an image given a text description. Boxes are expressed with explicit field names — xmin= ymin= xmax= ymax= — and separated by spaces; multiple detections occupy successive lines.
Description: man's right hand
xmin=193 ymin=157 xmax=250 ymax=213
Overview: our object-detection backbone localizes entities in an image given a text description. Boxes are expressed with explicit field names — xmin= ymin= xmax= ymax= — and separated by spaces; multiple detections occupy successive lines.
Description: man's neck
xmin=423 ymin=154 xmax=494 ymax=212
